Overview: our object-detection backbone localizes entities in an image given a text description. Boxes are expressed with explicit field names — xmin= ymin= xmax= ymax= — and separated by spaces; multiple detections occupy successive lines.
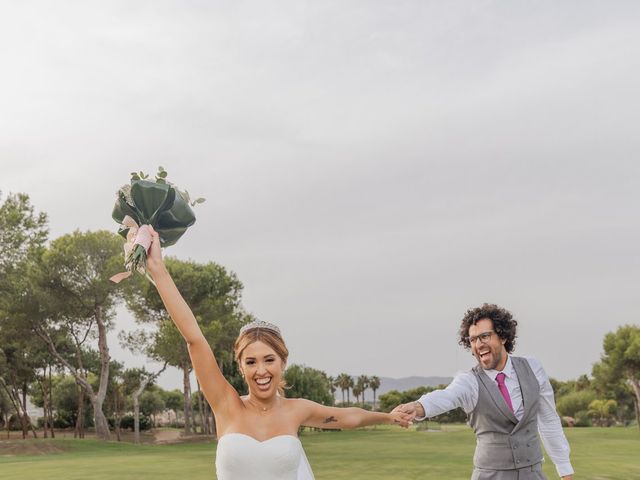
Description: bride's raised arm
xmin=145 ymin=227 xmax=239 ymax=413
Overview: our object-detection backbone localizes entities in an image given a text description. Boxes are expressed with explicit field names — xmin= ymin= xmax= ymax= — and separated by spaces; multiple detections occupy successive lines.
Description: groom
xmin=393 ymin=303 xmax=574 ymax=479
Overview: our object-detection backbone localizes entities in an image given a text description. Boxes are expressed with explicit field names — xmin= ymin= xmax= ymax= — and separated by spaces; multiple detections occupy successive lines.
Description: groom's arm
xmin=526 ymin=357 xmax=574 ymax=479
xmin=393 ymin=371 xmax=477 ymax=420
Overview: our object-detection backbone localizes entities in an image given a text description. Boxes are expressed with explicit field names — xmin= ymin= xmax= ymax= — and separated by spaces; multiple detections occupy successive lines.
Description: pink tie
xmin=496 ymin=372 xmax=514 ymax=413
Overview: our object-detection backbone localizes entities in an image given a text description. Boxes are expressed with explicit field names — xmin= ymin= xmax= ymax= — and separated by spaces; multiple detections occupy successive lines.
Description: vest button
xmin=516 ymin=460 xmax=521 ymax=464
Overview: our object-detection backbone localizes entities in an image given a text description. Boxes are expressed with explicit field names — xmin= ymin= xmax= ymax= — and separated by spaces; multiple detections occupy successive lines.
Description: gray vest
xmin=468 ymin=356 xmax=544 ymax=471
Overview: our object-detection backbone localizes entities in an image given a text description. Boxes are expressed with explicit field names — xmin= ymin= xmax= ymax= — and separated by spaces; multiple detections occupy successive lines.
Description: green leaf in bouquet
xmin=113 ymin=191 xmax=138 ymax=221
xmin=130 ymin=179 xmax=176 ymax=225
xmin=126 ymin=243 xmax=148 ymax=273
xmin=155 ymin=225 xmax=191 ymax=247
xmin=111 ymin=196 xmax=140 ymax=239
xmin=192 ymin=197 xmax=206 ymax=206
xmin=155 ymin=189 xmax=196 ymax=247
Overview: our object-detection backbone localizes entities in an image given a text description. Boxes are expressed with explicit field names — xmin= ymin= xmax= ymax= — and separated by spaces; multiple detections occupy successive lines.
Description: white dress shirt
xmin=416 ymin=355 xmax=574 ymax=477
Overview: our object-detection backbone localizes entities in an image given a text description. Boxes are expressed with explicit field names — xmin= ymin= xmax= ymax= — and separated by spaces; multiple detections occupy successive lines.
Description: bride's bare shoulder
xmin=282 ymin=397 xmax=316 ymax=413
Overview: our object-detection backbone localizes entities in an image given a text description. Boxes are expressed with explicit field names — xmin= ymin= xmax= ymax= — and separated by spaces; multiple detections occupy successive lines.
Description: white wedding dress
xmin=216 ymin=433 xmax=315 ymax=479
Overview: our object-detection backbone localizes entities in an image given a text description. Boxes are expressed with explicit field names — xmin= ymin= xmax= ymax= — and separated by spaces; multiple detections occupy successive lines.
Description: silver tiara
xmin=239 ymin=320 xmax=282 ymax=337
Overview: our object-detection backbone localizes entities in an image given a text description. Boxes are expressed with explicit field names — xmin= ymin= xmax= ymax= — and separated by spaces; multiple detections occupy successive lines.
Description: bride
xmin=145 ymin=227 xmax=412 ymax=479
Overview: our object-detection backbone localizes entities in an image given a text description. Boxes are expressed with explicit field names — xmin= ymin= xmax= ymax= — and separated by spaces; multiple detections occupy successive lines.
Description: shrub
xmin=120 ymin=414 xmax=152 ymax=431
xmin=574 ymin=411 xmax=592 ymax=427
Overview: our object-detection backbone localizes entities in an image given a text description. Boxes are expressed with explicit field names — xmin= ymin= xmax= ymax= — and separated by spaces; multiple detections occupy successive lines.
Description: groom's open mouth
xmin=478 ymin=350 xmax=491 ymax=361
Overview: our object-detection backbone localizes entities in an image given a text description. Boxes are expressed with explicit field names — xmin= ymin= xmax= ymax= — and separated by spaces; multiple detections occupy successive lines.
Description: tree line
xmin=293 ymin=371 xmax=384 ymax=410
xmin=1 ymin=192 xmax=637 ymax=441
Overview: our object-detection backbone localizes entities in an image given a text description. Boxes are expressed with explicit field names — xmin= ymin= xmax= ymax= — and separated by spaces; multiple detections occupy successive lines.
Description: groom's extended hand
xmin=391 ymin=401 xmax=425 ymax=421
xmin=389 ymin=410 xmax=415 ymax=428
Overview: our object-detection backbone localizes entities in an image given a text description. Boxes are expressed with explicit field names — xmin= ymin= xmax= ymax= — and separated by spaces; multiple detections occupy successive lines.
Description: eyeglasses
xmin=466 ymin=331 xmax=495 ymax=345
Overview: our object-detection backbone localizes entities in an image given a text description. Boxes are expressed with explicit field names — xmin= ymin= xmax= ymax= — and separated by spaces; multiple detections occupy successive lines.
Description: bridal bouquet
xmin=110 ymin=167 xmax=204 ymax=283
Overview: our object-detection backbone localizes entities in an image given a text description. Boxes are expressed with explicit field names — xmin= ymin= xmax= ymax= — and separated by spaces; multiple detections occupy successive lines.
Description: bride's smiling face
xmin=240 ymin=340 xmax=285 ymax=399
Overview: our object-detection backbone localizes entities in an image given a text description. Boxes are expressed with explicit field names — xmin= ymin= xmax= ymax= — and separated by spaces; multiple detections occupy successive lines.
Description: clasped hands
xmin=388 ymin=401 xmax=425 ymax=428
xmin=392 ymin=401 xmax=425 ymax=421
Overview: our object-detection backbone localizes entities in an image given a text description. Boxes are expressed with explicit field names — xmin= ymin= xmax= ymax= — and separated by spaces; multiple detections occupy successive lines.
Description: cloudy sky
xmin=2 ymin=1 xmax=639 ymax=390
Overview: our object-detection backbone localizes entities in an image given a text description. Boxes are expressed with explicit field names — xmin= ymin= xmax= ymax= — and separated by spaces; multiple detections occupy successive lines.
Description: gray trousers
xmin=471 ymin=462 xmax=546 ymax=480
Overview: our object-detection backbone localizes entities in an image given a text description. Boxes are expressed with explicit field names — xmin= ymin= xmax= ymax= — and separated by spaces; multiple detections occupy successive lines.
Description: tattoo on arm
xmin=322 ymin=416 xmax=338 ymax=424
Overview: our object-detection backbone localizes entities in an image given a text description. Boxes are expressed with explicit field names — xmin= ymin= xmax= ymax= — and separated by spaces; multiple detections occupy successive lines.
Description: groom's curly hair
xmin=458 ymin=303 xmax=518 ymax=353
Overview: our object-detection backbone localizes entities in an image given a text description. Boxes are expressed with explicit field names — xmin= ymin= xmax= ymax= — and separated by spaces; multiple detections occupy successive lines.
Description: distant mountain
xmin=376 ymin=376 xmax=453 ymax=395
xmin=334 ymin=376 xmax=452 ymax=402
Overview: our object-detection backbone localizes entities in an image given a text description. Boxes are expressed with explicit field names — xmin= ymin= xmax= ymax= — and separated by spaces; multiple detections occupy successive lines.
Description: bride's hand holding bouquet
xmin=144 ymin=226 xmax=166 ymax=280
xmin=110 ymin=167 xmax=203 ymax=283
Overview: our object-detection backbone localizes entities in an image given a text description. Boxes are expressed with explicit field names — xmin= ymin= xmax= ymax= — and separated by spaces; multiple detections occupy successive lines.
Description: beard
xmin=476 ymin=348 xmax=503 ymax=370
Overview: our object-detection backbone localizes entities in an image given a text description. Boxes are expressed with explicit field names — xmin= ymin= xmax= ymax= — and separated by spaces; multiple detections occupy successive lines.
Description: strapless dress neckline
xmin=215 ymin=432 xmax=314 ymax=479
xmin=220 ymin=432 xmax=300 ymax=442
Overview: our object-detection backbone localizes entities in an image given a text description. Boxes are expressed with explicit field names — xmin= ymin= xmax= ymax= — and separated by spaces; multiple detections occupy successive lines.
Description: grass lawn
xmin=0 ymin=426 xmax=638 ymax=479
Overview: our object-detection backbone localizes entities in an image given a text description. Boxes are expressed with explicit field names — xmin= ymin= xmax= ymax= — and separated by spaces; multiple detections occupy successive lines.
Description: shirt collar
xmin=482 ymin=354 xmax=513 ymax=381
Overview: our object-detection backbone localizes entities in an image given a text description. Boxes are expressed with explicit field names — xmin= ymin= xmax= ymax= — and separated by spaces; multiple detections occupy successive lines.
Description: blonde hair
xmin=234 ymin=328 xmax=289 ymax=395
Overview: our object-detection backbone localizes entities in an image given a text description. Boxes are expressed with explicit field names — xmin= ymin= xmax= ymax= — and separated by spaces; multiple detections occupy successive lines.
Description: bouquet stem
xmin=126 ymin=243 xmax=148 ymax=274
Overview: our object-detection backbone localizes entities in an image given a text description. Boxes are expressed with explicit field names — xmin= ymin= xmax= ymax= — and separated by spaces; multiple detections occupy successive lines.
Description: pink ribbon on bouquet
xmin=110 ymin=215 xmax=153 ymax=283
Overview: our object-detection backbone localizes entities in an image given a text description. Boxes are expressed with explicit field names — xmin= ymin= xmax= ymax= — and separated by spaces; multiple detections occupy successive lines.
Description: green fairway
xmin=1 ymin=426 xmax=638 ymax=479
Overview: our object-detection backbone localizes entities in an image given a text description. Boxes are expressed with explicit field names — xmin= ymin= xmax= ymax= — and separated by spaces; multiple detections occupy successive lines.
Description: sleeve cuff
xmin=413 ymin=399 xmax=428 ymax=421
xmin=555 ymin=461 xmax=574 ymax=477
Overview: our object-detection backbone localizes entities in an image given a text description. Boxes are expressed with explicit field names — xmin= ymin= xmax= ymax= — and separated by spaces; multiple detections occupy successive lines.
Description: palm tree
xmin=347 ymin=376 xmax=354 ymax=405
xmin=369 ymin=376 xmax=381 ymax=411
xmin=332 ymin=376 xmax=343 ymax=403
xmin=326 ymin=375 xmax=337 ymax=402
xmin=352 ymin=385 xmax=363 ymax=405
xmin=356 ymin=375 xmax=369 ymax=407
xmin=336 ymin=373 xmax=353 ymax=406
xmin=333 ymin=377 xmax=342 ymax=404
